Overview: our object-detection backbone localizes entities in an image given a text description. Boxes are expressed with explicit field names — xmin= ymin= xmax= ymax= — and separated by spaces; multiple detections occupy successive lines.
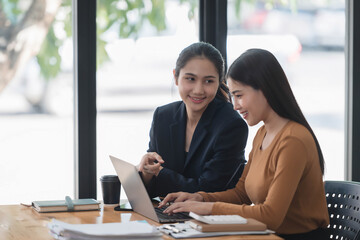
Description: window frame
xmin=74 ymin=0 xmax=97 ymax=198
xmin=345 ymin=0 xmax=360 ymax=181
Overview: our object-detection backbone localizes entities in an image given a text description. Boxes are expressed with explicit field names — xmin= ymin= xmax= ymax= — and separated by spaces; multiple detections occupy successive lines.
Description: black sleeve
xmin=154 ymin=117 xmax=248 ymax=197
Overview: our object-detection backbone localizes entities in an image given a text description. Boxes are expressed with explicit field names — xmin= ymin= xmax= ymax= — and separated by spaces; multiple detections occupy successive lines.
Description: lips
xmin=240 ymin=111 xmax=248 ymax=119
xmin=189 ymin=96 xmax=205 ymax=104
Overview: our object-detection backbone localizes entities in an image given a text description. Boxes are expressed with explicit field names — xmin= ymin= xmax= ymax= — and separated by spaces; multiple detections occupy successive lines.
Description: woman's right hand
xmin=138 ymin=152 xmax=164 ymax=174
xmin=158 ymin=192 xmax=204 ymax=208
xmin=137 ymin=152 xmax=164 ymax=184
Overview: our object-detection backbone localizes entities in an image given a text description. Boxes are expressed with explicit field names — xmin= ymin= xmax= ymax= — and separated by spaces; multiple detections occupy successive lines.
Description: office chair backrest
xmin=324 ymin=180 xmax=360 ymax=240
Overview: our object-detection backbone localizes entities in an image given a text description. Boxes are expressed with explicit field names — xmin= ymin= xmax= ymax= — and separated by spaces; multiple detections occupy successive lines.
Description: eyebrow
xmin=184 ymin=73 xmax=217 ymax=78
xmin=231 ymin=90 xmax=242 ymax=95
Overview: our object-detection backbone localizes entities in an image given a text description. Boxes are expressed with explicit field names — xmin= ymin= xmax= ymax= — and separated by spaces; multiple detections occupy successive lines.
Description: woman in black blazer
xmin=138 ymin=42 xmax=248 ymax=198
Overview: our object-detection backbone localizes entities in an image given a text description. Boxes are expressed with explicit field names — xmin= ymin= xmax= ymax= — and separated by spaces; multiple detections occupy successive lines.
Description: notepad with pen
xmin=187 ymin=212 xmax=267 ymax=232
xmin=32 ymin=196 xmax=100 ymax=213
xmin=188 ymin=218 xmax=267 ymax=232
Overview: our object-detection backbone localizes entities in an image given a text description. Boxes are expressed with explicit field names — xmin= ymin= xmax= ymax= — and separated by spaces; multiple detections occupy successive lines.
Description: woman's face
xmin=227 ymin=78 xmax=270 ymax=126
xmin=175 ymin=57 xmax=219 ymax=116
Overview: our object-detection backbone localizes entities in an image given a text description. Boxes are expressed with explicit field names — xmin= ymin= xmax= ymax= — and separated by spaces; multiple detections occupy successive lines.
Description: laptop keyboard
xmin=154 ymin=206 xmax=192 ymax=222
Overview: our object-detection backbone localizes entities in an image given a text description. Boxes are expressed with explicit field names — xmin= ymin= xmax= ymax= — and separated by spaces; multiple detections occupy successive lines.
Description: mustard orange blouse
xmin=199 ymin=121 xmax=329 ymax=234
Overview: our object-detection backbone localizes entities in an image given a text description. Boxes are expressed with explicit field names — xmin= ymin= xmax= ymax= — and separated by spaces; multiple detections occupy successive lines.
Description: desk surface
xmin=0 ymin=204 xmax=282 ymax=240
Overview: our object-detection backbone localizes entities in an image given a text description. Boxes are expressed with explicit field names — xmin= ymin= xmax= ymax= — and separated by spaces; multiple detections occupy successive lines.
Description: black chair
xmin=324 ymin=180 xmax=360 ymax=240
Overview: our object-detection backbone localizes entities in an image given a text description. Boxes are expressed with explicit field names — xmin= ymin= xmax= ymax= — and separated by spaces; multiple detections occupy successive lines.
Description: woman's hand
xmin=158 ymin=192 xmax=204 ymax=208
xmin=138 ymin=152 xmax=164 ymax=177
xmin=163 ymin=201 xmax=214 ymax=215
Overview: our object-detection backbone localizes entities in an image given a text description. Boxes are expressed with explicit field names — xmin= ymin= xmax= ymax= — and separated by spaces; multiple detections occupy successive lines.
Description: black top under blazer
xmin=145 ymin=97 xmax=248 ymax=198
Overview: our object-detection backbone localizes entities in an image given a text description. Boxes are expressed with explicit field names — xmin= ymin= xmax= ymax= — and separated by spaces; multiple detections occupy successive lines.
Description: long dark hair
xmin=227 ymin=48 xmax=325 ymax=174
xmin=174 ymin=42 xmax=230 ymax=101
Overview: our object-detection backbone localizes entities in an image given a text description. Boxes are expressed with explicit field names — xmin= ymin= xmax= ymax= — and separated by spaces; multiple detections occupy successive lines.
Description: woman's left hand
xmin=163 ymin=201 xmax=214 ymax=215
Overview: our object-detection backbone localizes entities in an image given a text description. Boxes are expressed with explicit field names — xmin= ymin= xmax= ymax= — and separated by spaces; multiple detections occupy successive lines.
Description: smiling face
xmin=175 ymin=57 xmax=220 ymax=117
xmin=228 ymin=77 xmax=271 ymax=126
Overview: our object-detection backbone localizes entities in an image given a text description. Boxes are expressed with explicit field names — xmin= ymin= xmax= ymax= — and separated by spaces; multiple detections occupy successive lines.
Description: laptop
xmin=109 ymin=155 xmax=192 ymax=223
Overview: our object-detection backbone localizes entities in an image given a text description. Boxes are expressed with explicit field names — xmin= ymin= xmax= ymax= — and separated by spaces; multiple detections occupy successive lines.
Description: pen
xmin=164 ymin=225 xmax=180 ymax=233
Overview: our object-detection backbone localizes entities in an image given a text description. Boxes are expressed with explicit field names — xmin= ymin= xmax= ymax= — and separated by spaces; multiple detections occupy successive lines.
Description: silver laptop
xmin=109 ymin=155 xmax=192 ymax=223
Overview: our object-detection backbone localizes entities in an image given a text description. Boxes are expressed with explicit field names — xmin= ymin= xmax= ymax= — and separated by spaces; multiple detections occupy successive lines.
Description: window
xmin=0 ymin=0 xmax=74 ymax=204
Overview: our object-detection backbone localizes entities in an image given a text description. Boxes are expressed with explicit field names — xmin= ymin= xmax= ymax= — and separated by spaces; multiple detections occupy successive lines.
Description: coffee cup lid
xmin=100 ymin=175 xmax=119 ymax=182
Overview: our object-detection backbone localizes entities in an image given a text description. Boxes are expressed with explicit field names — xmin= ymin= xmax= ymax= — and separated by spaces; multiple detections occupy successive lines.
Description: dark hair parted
xmin=227 ymin=48 xmax=325 ymax=174
xmin=174 ymin=42 xmax=230 ymax=101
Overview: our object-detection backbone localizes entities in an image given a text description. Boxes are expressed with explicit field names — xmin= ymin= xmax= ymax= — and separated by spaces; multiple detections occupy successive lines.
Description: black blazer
xmin=146 ymin=98 xmax=248 ymax=198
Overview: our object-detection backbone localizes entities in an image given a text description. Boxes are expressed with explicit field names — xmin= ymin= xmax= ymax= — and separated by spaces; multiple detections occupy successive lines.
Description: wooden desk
xmin=0 ymin=204 xmax=282 ymax=240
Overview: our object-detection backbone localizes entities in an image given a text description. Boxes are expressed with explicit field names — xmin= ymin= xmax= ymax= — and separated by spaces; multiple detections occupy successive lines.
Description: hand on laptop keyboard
xmin=154 ymin=205 xmax=191 ymax=222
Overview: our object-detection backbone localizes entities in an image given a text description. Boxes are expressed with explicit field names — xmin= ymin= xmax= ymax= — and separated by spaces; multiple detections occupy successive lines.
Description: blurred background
xmin=0 ymin=0 xmax=345 ymax=204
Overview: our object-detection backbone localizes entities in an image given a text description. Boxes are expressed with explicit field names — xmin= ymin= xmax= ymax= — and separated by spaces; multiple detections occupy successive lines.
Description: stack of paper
xmin=48 ymin=219 xmax=163 ymax=240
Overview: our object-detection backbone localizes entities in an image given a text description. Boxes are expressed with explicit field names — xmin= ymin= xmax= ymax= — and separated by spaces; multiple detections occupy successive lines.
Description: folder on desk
xmin=32 ymin=196 xmax=100 ymax=213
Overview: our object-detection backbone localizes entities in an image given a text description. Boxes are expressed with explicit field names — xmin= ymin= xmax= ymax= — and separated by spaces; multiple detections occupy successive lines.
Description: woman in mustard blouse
xmin=159 ymin=49 xmax=330 ymax=240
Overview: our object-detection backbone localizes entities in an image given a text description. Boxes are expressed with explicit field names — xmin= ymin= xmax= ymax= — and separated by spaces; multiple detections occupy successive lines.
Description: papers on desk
xmin=47 ymin=219 xmax=163 ymax=240
xmin=158 ymin=222 xmax=274 ymax=239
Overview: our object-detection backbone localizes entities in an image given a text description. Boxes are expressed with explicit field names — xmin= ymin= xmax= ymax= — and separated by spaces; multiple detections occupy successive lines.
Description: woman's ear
xmin=173 ymin=69 xmax=178 ymax=85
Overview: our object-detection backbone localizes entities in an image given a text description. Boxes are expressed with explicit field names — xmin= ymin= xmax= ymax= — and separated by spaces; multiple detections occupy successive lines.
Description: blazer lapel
xmin=169 ymin=103 xmax=187 ymax=172
xmin=184 ymin=99 xmax=219 ymax=169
